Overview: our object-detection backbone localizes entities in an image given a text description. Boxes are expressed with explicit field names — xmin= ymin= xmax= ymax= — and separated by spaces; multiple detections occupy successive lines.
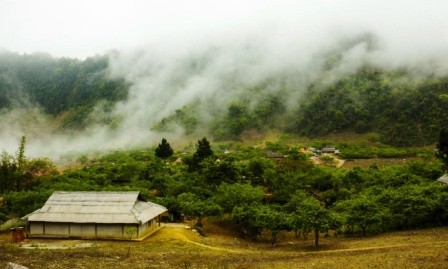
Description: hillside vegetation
xmin=0 ymin=51 xmax=128 ymax=129
xmin=1 ymin=135 xmax=447 ymax=247
xmin=1 ymin=50 xmax=448 ymax=146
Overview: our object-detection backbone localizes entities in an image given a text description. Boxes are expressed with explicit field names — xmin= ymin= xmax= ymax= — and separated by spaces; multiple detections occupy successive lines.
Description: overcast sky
xmin=1 ymin=0 xmax=447 ymax=59
xmin=1 ymin=0 xmax=448 ymax=157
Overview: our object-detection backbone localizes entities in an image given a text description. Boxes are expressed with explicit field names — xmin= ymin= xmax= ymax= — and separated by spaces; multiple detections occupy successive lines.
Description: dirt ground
xmin=1 ymin=225 xmax=448 ymax=268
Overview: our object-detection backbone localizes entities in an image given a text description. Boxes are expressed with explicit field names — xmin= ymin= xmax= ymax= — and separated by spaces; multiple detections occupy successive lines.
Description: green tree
xmin=232 ymin=204 xmax=291 ymax=245
xmin=287 ymin=192 xmax=338 ymax=246
xmin=0 ymin=137 xmax=35 ymax=193
xmin=232 ymin=204 xmax=263 ymax=240
xmin=155 ymin=138 xmax=174 ymax=159
xmin=177 ymin=192 xmax=222 ymax=230
xmin=5 ymin=190 xmax=52 ymax=217
xmin=335 ymin=195 xmax=381 ymax=236
xmin=225 ymin=102 xmax=251 ymax=138
xmin=436 ymin=128 xmax=448 ymax=170
xmin=0 ymin=151 xmax=18 ymax=193
xmin=246 ymin=157 xmax=275 ymax=186
xmin=201 ymin=158 xmax=239 ymax=185
xmin=25 ymin=158 xmax=58 ymax=178
xmin=214 ymin=183 xmax=264 ymax=213
xmin=124 ymin=225 xmax=138 ymax=240
xmin=255 ymin=205 xmax=291 ymax=246
xmin=285 ymin=191 xmax=310 ymax=238
xmin=194 ymin=137 xmax=214 ymax=160
xmin=184 ymin=137 xmax=214 ymax=171
xmin=16 ymin=136 xmax=26 ymax=170
xmin=377 ymin=185 xmax=438 ymax=230
xmin=301 ymin=199 xmax=335 ymax=247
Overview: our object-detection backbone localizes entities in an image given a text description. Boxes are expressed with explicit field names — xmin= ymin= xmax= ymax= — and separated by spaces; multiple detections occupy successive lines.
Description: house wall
xmin=97 ymin=224 xmax=123 ymax=238
xmin=69 ymin=224 xmax=82 ymax=236
xmin=29 ymin=222 xmax=43 ymax=235
xmin=44 ymin=223 xmax=69 ymax=236
xmin=29 ymin=222 xmax=70 ymax=236
xmin=68 ymin=224 xmax=96 ymax=237
xmin=138 ymin=218 xmax=158 ymax=237
xmin=138 ymin=221 xmax=147 ymax=235
xmin=80 ymin=224 xmax=96 ymax=237
xmin=29 ymin=218 xmax=160 ymax=239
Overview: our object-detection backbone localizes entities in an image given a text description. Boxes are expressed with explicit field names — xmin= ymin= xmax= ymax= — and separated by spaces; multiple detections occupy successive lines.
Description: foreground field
xmin=1 ymin=225 xmax=448 ymax=268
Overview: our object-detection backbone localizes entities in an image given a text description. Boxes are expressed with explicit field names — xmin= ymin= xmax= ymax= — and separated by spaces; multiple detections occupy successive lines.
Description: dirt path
xmin=160 ymin=226 xmax=448 ymax=256
xmin=159 ymin=226 xmax=245 ymax=253
xmin=304 ymin=239 xmax=448 ymax=254
xmin=177 ymin=233 xmax=244 ymax=253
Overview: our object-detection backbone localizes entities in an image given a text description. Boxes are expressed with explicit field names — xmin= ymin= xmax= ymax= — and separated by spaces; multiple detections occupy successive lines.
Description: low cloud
xmin=1 ymin=1 xmax=448 ymax=159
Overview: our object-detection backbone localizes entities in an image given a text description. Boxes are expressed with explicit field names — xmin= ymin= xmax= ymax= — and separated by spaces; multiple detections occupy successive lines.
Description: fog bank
xmin=1 ymin=1 xmax=448 ymax=158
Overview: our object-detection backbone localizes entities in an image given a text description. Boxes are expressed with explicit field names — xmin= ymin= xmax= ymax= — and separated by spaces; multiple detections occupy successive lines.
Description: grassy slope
xmin=1 ymin=225 xmax=448 ymax=268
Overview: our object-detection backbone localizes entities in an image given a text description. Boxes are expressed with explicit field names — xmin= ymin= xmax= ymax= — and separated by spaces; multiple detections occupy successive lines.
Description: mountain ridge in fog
xmin=0 ymin=31 xmax=447 ymax=157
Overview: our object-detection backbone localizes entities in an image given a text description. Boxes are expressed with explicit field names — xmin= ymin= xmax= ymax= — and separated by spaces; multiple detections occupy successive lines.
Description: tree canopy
xmin=194 ymin=137 xmax=214 ymax=160
xmin=437 ymin=128 xmax=448 ymax=170
xmin=155 ymin=138 xmax=174 ymax=159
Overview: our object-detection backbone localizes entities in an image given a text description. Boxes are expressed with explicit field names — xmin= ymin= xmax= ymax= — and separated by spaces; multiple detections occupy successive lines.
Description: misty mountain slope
xmin=1 ymin=31 xmax=448 ymax=157
xmin=150 ymin=65 xmax=448 ymax=147
xmin=109 ymin=34 xmax=368 ymax=139
xmin=107 ymin=32 xmax=448 ymax=147
xmin=0 ymin=52 xmax=129 ymax=128
xmin=289 ymin=69 xmax=448 ymax=146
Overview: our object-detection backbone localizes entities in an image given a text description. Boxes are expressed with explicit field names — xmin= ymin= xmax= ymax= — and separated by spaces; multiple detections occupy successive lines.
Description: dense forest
xmin=205 ymin=68 xmax=448 ymax=147
xmin=0 ymin=51 xmax=128 ymax=129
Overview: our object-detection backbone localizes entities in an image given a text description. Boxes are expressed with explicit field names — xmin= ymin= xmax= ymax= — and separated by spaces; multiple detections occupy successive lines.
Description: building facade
xmin=22 ymin=191 xmax=167 ymax=240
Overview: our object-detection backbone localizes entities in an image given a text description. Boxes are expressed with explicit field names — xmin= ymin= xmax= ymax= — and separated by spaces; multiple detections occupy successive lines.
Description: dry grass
xmin=1 ymin=225 xmax=448 ymax=268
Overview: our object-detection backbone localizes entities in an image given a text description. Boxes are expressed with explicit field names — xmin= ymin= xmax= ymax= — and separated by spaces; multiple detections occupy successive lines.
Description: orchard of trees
xmin=1 ymin=136 xmax=447 ymax=247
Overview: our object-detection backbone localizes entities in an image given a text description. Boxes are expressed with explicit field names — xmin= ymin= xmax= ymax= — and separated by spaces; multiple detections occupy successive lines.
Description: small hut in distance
xmin=321 ymin=146 xmax=340 ymax=154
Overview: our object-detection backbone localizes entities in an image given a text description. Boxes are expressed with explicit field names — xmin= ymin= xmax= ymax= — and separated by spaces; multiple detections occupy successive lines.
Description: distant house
xmin=22 ymin=191 xmax=167 ymax=240
xmin=321 ymin=146 xmax=340 ymax=155
xmin=437 ymin=174 xmax=448 ymax=185
xmin=321 ymin=147 xmax=336 ymax=154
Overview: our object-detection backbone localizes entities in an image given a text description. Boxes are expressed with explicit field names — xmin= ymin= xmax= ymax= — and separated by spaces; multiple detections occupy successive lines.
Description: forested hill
xmin=288 ymin=69 xmax=448 ymax=146
xmin=158 ymin=67 xmax=448 ymax=147
xmin=0 ymin=51 xmax=128 ymax=128
xmin=1 ymin=51 xmax=448 ymax=147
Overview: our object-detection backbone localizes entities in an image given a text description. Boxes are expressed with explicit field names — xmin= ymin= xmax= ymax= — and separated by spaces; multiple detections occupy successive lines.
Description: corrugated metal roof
xmin=25 ymin=191 xmax=167 ymax=224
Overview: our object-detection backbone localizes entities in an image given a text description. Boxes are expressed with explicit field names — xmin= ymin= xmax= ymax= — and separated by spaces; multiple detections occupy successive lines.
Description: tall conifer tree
xmin=155 ymin=138 xmax=174 ymax=159
xmin=194 ymin=137 xmax=213 ymax=160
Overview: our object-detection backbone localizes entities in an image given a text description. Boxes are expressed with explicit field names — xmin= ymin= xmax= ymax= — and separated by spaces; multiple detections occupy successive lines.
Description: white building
xmin=22 ymin=191 xmax=167 ymax=240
